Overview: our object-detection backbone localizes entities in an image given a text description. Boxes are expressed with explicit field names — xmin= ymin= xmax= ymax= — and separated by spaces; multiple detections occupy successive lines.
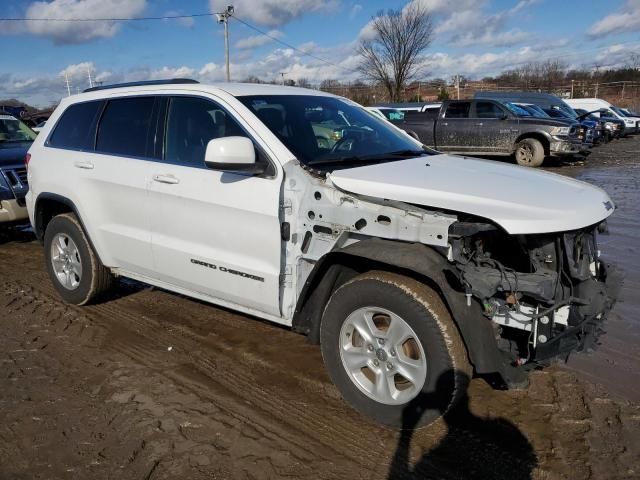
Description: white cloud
xmin=589 ymin=0 xmax=640 ymax=37
xmin=21 ymin=0 xmax=147 ymax=44
xmin=415 ymin=0 xmax=537 ymax=48
xmin=235 ymin=30 xmax=283 ymax=49
xmin=209 ymin=0 xmax=338 ymax=27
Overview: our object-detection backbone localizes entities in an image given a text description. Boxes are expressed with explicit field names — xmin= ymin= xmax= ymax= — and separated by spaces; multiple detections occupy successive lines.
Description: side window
xmin=444 ymin=102 xmax=470 ymax=118
xmin=165 ymin=96 xmax=248 ymax=167
xmin=475 ymin=102 xmax=504 ymax=119
xmin=48 ymin=101 xmax=103 ymax=150
xmin=96 ymin=97 xmax=156 ymax=157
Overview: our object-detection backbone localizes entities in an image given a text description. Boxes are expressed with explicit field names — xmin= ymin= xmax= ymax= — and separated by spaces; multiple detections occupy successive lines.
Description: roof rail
xmin=83 ymin=78 xmax=199 ymax=93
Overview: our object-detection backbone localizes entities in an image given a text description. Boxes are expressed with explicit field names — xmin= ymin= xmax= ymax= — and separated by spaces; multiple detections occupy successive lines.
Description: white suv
xmin=26 ymin=79 xmax=620 ymax=427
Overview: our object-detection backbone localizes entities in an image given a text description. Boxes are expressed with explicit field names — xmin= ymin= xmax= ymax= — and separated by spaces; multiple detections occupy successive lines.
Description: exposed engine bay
xmin=448 ymin=220 xmax=621 ymax=366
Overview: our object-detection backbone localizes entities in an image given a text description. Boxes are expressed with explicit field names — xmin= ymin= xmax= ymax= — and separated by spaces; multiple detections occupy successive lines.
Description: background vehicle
xmin=26 ymin=80 xmax=619 ymax=428
xmin=565 ymin=98 xmax=640 ymax=135
xmin=393 ymin=99 xmax=584 ymax=167
xmin=0 ymin=114 xmax=34 ymax=225
xmin=366 ymin=106 xmax=405 ymax=122
xmin=574 ymin=108 xmax=624 ymax=141
xmin=32 ymin=121 xmax=46 ymax=134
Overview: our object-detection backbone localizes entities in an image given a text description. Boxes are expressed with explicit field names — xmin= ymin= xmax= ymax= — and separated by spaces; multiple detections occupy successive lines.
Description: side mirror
xmin=204 ymin=136 xmax=264 ymax=175
xmin=500 ymin=113 xmax=509 ymax=120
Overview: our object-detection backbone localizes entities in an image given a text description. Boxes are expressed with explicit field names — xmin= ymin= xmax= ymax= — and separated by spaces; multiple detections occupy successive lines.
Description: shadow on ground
xmin=388 ymin=371 xmax=537 ymax=480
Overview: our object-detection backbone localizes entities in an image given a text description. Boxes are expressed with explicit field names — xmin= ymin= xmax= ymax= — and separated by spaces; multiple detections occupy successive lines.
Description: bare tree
xmin=296 ymin=77 xmax=312 ymax=88
xmin=357 ymin=3 xmax=433 ymax=102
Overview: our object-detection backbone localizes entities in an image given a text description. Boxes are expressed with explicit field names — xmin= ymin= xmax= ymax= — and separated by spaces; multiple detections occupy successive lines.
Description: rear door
xmin=147 ymin=95 xmax=282 ymax=317
xmin=45 ymin=96 xmax=157 ymax=275
xmin=435 ymin=101 xmax=475 ymax=152
xmin=471 ymin=101 xmax=515 ymax=153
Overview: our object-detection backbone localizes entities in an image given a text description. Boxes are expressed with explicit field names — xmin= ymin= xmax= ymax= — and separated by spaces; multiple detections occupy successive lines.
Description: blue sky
xmin=2 ymin=0 xmax=640 ymax=106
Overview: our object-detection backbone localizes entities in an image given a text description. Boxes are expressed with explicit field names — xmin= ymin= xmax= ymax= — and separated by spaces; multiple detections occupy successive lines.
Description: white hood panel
xmin=329 ymin=155 xmax=614 ymax=234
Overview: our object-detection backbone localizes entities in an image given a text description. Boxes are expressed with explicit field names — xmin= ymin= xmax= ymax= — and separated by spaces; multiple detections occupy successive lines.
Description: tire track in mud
xmin=1 ymin=277 xmax=400 ymax=479
xmin=85 ymin=299 xmax=403 ymax=478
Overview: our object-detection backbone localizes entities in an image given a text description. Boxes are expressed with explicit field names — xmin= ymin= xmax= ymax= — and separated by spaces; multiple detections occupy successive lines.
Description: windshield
xmin=502 ymin=102 xmax=531 ymax=116
xmin=612 ymin=106 xmax=631 ymax=117
xmin=238 ymin=95 xmax=426 ymax=167
xmin=0 ymin=115 xmax=37 ymax=143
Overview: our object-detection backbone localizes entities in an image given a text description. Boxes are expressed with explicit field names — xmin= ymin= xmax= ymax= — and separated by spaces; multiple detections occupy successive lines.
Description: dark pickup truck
xmin=394 ymin=99 xmax=585 ymax=167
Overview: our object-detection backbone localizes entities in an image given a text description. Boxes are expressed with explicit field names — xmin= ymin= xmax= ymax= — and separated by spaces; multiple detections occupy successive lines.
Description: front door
xmin=471 ymin=101 xmax=515 ymax=153
xmin=147 ymin=95 xmax=282 ymax=317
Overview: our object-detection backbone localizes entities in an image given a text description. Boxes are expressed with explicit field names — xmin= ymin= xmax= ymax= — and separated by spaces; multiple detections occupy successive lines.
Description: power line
xmin=230 ymin=15 xmax=346 ymax=71
xmin=0 ymin=12 xmax=216 ymax=22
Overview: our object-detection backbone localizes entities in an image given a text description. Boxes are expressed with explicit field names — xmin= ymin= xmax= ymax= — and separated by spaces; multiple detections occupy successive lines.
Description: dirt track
xmin=1 ymin=138 xmax=640 ymax=479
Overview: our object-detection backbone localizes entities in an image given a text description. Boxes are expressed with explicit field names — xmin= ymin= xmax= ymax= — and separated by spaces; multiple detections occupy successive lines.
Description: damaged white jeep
xmin=26 ymin=80 xmax=620 ymax=427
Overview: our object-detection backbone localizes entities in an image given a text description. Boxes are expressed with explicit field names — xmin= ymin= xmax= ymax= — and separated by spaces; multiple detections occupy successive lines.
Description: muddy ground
xmin=1 ymin=138 xmax=640 ymax=480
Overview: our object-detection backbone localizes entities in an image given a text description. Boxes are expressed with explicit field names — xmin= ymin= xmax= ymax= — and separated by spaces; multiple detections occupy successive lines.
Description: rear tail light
xmin=24 ymin=153 xmax=31 ymax=169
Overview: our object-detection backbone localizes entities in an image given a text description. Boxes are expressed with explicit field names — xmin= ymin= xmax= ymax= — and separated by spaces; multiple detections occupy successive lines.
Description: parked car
xmin=392 ymin=99 xmax=585 ymax=167
xmin=366 ymin=106 xmax=405 ymax=122
xmin=534 ymin=106 xmax=597 ymax=148
xmin=573 ymin=108 xmax=625 ymax=142
xmin=32 ymin=120 xmax=47 ymax=134
xmin=513 ymin=102 xmax=597 ymax=149
xmin=565 ymin=98 xmax=640 ymax=135
xmin=0 ymin=114 xmax=34 ymax=225
xmin=26 ymin=79 xmax=619 ymax=427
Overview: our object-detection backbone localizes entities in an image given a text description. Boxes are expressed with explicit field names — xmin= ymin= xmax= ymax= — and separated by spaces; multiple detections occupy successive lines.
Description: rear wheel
xmin=514 ymin=138 xmax=545 ymax=167
xmin=320 ymin=271 xmax=471 ymax=428
xmin=44 ymin=213 xmax=114 ymax=305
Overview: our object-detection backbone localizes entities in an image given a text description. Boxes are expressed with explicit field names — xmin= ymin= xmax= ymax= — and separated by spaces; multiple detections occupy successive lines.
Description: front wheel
xmin=320 ymin=271 xmax=471 ymax=428
xmin=514 ymin=138 xmax=545 ymax=167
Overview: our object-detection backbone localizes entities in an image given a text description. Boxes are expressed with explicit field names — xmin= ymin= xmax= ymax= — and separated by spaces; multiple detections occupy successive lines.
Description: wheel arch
xmin=514 ymin=131 xmax=551 ymax=156
xmin=34 ymin=193 xmax=105 ymax=265
xmin=291 ymin=238 xmax=503 ymax=376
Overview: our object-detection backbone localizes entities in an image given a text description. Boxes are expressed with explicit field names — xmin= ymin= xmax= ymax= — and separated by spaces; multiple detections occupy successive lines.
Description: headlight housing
xmin=550 ymin=126 xmax=571 ymax=135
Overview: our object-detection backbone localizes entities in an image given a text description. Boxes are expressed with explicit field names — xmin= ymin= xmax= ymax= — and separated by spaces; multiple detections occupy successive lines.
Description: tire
xmin=44 ymin=213 xmax=114 ymax=305
xmin=514 ymin=138 xmax=545 ymax=167
xmin=320 ymin=271 xmax=471 ymax=428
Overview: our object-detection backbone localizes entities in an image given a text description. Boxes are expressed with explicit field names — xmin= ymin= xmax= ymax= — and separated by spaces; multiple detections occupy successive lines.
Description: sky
xmin=1 ymin=0 xmax=640 ymax=107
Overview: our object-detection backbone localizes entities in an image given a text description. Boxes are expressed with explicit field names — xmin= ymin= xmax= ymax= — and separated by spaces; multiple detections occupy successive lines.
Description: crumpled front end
xmin=448 ymin=220 xmax=621 ymax=367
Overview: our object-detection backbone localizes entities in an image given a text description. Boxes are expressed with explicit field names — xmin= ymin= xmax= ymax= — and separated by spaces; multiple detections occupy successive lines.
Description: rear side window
xmin=48 ymin=101 xmax=102 ymax=150
xmin=444 ymin=102 xmax=470 ymax=118
xmin=96 ymin=97 xmax=156 ymax=157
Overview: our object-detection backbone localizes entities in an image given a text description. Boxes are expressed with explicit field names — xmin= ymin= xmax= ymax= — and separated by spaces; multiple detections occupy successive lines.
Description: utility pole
xmin=454 ymin=74 xmax=461 ymax=100
xmin=87 ymin=67 xmax=94 ymax=89
xmin=216 ymin=5 xmax=234 ymax=82
xmin=64 ymin=73 xmax=72 ymax=96
xmin=279 ymin=72 xmax=286 ymax=85
xmin=570 ymin=79 xmax=574 ymax=99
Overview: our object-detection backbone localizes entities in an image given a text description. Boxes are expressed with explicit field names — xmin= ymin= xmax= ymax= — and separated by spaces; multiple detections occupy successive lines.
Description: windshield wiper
xmin=307 ymin=149 xmax=428 ymax=166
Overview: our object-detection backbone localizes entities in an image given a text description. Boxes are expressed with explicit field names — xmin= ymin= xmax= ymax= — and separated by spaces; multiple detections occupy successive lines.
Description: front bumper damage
xmin=549 ymin=137 xmax=584 ymax=156
xmin=449 ymin=221 xmax=621 ymax=377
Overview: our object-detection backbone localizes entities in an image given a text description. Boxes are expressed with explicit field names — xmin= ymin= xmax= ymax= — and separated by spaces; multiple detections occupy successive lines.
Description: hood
xmin=0 ymin=142 xmax=31 ymax=167
xmin=329 ymin=155 xmax=614 ymax=235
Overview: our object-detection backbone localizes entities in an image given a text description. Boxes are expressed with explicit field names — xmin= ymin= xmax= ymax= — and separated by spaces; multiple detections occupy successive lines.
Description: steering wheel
xmin=330 ymin=136 xmax=356 ymax=154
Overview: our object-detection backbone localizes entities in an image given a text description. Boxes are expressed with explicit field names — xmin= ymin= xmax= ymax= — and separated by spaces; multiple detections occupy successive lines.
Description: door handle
xmin=442 ymin=122 xmax=448 ymax=126
xmin=476 ymin=122 xmax=484 ymax=126
xmin=74 ymin=161 xmax=94 ymax=170
xmin=152 ymin=174 xmax=180 ymax=185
